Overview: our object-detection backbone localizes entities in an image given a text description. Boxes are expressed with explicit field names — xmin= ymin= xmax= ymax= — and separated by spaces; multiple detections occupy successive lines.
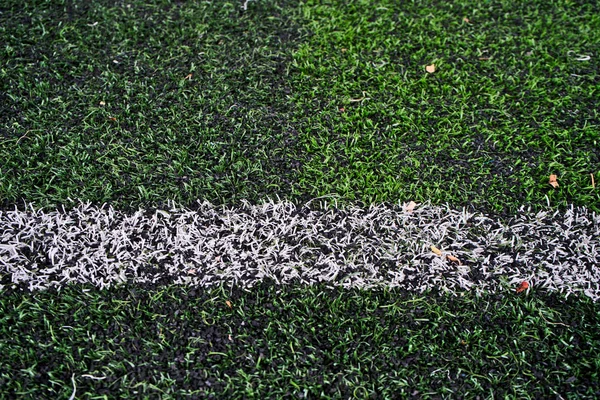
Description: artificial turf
xmin=1 ymin=0 xmax=599 ymax=398
xmin=1 ymin=0 xmax=598 ymax=214
xmin=2 ymin=283 xmax=600 ymax=399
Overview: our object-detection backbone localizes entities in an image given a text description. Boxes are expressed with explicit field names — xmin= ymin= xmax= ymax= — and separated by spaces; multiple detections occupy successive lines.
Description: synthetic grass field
xmin=1 ymin=0 xmax=599 ymax=398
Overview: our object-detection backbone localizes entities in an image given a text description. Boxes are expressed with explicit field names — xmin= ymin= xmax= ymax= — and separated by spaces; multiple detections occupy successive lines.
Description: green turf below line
xmin=1 ymin=283 xmax=599 ymax=399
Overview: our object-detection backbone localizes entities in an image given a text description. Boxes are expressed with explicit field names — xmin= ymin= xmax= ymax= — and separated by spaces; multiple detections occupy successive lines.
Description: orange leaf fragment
xmin=225 ymin=300 xmax=232 ymax=308
xmin=426 ymin=64 xmax=436 ymax=73
xmin=447 ymin=255 xmax=461 ymax=265
xmin=549 ymin=174 xmax=559 ymax=188
xmin=184 ymin=73 xmax=193 ymax=80
xmin=108 ymin=117 xmax=117 ymax=122
xmin=431 ymin=245 xmax=442 ymax=256
xmin=516 ymin=281 xmax=529 ymax=294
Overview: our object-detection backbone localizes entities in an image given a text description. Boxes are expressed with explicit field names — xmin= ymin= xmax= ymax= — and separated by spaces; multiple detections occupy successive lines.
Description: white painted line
xmin=1 ymin=200 xmax=599 ymax=300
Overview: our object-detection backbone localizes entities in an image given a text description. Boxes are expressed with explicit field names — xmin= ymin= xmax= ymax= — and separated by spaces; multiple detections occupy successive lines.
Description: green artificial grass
xmin=1 ymin=283 xmax=599 ymax=399
xmin=1 ymin=0 xmax=598 ymax=214
xmin=1 ymin=0 xmax=600 ymax=397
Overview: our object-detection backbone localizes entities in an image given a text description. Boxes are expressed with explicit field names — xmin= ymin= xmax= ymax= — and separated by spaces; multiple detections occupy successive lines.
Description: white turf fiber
xmin=1 ymin=199 xmax=599 ymax=300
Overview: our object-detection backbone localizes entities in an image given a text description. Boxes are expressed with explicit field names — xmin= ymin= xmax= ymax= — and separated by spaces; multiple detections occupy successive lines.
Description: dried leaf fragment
xmin=446 ymin=255 xmax=461 ymax=265
xmin=225 ymin=300 xmax=232 ymax=308
xmin=405 ymin=201 xmax=417 ymax=213
xmin=591 ymin=173 xmax=595 ymax=189
xmin=184 ymin=73 xmax=193 ymax=80
xmin=549 ymin=174 xmax=559 ymax=188
xmin=516 ymin=281 xmax=529 ymax=293
xmin=463 ymin=17 xmax=470 ymax=23
xmin=426 ymin=64 xmax=436 ymax=73
xmin=431 ymin=245 xmax=442 ymax=256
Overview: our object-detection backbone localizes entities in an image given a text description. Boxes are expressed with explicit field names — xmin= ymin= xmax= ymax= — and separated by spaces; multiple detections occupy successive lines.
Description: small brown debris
xmin=184 ymin=73 xmax=193 ymax=80
xmin=549 ymin=174 xmax=559 ymax=188
xmin=591 ymin=173 xmax=595 ymax=189
xmin=516 ymin=281 xmax=529 ymax=294
xmin=225 ymin=300 xmax=232 ymax=308
xmin=447 ymin=255 xmax=461 ymax=265
xmin=426 ymin=64 xmax=436 ymax=73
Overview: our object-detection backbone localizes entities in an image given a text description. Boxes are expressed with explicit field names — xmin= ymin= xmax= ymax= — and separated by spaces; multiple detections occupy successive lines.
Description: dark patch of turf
xmin=0 ymin=0 xmax=309 ymax=213
xmin=1 ymin=282 xmax=599 ymax=398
